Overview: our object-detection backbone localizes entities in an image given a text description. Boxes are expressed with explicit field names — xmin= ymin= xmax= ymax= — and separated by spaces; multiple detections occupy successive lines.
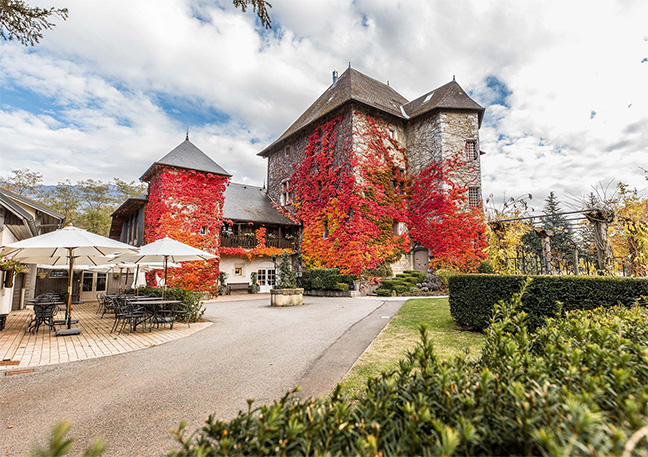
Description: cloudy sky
xmin=0 ymin=0 xmax=646 ymax=208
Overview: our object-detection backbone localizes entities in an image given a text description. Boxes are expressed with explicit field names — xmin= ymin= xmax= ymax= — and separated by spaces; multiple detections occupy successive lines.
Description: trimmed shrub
xmin=477 ymin=259 xmax=495 ymax=274
xmin=435 ymin=268 xmax=457 ymax=287
xmin=164 ymin=298 xmax=648 ymax=456
xmin=449 ymin=274 xmax=648 ymax=330
xmin=125 ymin=287 xmax=205 ymax=322
xmin=333 ymin=282 xmax=350 ymax=291
xmin=300 ymin=269 xmax=356 ymax=292
xmin=375 ymin=288 xmax=392 ymax=296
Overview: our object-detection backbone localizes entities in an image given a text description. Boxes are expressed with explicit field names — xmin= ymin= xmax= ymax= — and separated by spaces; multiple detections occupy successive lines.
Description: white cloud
xmin=0 ymin=0 xmax=646 ymax=206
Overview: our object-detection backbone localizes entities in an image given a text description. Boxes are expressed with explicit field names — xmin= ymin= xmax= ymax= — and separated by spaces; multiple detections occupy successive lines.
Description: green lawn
xmin=339 ymin=297 xmax=484 ymax=399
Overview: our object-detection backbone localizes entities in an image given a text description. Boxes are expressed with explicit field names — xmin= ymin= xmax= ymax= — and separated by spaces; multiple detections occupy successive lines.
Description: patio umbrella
xmin=111 ymin=237 xmax=217 ymax=298
xmin=2 ymin=226 xmax=137 ymax=335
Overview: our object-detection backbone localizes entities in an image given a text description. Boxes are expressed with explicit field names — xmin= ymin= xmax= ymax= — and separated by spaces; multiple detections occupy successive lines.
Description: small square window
xmin=199 ymin=226 xmax=208 ymax=235
xmin=234 ymin=267 xmax=243 ymax=276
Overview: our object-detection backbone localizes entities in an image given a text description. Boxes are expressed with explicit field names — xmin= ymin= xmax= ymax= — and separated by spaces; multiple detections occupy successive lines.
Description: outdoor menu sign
xmin=48 ymin=270 xmax=69 ymax=278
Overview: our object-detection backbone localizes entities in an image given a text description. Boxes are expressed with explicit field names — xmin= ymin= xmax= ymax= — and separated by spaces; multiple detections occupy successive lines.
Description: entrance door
xmin=257 ymin=268 xmax=276 ymax=293
xmin=413 ymin=248 xmax=430 ymax=273
xmin=80 ymin=271 xmax=108 ymax=301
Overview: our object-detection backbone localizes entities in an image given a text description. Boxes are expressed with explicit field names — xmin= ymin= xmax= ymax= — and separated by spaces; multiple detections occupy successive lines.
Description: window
xmin=96 ymin=272 xmax=107 ymax=291
xmin=323 ymin=221 xmax=329 ymax=240
xmin=234 ymin=267 xmax=243 ymax=276
xmin=267 ymin=269 xmax=276 ymax=286
xmin=468 ymin=186 xmax=481 ymax=207
xmin=393 ymin=222 xmax=406 ymax=236
xmin=388 ymin=128 xmax=396 ymax=140
xmin=82 ymin=272 xmax=93 ymax=292
xmin=199 ymin=226 xmax=208 ymax=235
xmin=280 ymin=179 xmax=291 ymax=206
xmin=465 ymin=140 xmax=478 ymax=161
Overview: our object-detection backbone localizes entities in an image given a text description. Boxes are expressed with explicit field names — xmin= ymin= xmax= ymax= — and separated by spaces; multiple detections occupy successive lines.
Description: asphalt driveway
xmin=0 ymin=296 xmax=404 ymax=456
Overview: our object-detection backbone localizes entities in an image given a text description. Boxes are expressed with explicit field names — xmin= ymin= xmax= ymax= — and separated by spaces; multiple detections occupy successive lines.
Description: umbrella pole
xmin=135 ymin=264 xmax=140 ymax=295
xmin=163 ymin=256 xmax=168 ymax=300
xmin=67 ymin=248 xmax=74 ymax=329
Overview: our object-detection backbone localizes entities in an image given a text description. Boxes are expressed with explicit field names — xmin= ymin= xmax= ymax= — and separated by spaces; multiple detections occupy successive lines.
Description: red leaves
xmin=144 ymin=167 xmax=229 ymax=293
xmin=408 ymin=157 xmax=487 ymax=272
xmin=291 ymin=113 xmax=410 ymax=275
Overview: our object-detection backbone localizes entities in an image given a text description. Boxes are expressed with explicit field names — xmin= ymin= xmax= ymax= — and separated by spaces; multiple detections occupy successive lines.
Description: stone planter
xmin=270 ymin=288 xmax=304 ymax=307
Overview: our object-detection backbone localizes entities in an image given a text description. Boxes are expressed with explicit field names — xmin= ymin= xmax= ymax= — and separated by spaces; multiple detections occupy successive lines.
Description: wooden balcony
xmin=220 ymin=234 xmax=296 ymax=250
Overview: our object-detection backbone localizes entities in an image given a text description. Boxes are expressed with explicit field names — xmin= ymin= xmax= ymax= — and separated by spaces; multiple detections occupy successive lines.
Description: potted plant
xmin=271 ymin=252 xmax=303 ymax=307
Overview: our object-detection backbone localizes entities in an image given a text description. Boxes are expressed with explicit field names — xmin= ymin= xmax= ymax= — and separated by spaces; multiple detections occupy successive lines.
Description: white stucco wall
xmin=219 ymin=255 xmax=276 ymax=289
xmin=0 ymin=226 xmax=17 ymax=315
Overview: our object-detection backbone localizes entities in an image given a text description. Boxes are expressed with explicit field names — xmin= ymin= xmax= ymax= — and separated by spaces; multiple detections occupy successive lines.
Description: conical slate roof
xmin=402 ymin=80 xmax=484 ymax=122
xmin=141 ymin=138 xmax=231 ymax=180
xmin=258 ymin=68 xmax=484 ymax=157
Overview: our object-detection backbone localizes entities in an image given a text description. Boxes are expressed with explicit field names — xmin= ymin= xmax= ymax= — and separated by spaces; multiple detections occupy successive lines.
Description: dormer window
xmin=465 ymin=140 xmax=478 ymax=161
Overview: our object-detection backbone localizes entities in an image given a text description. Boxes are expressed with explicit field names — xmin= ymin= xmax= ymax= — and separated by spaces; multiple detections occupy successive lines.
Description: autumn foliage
xmin=291 ymin=113 xmax=410 ymax=275
xmin=408 ymin=157 xmax=487 ymax=271
xmin=144 ymin=167 xmax=229 ymax=293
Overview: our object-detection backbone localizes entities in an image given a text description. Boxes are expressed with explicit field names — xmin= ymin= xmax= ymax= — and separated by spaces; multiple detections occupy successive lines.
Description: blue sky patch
xmin=154 ymin=93 xmax=230 ymax=128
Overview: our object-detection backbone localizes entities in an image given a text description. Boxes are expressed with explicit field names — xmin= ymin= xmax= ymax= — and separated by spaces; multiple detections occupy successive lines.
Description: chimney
xmin=332 ymin=70 xmax=339 ymax=84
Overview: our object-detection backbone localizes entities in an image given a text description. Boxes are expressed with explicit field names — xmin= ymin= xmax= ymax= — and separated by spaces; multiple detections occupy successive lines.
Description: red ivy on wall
xmin=219 ymin=225 xmax=292 ymax=261
xmin=291 ymin=113 xmax=410 ymax=275
xmin=144 ymin=167 xmax=229 ymax=293
xmin=408 ymin=156 xmax=487 ymax=272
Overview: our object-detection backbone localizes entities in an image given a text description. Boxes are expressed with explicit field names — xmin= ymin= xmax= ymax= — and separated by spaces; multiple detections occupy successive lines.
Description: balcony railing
xmin=220 ymin=235 xmax=296 ymax=250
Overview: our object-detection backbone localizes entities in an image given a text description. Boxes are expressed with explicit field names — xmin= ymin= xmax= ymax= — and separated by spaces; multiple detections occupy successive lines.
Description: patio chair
xmin=171 ymin=302 xmax=190 ymax=328
xmin=101 ymin=295 xmax=116 ymax=319
xmin=96 ymin=293 xmax=106 ymax=314
xmin=28 ymin=303 xmax=58 ymax=333
xmin=111 ymin=297 xmax=146 ymax=334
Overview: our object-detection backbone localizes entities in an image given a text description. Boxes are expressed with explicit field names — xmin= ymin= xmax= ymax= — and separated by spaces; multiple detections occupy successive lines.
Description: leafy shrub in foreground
xmin=167 ymin=289 xmax=648 ymax=456
xmin=449 ymin=274 xmax=648 ymax=330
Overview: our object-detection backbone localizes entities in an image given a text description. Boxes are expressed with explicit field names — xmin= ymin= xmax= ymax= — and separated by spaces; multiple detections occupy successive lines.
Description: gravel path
xmin=0 ymin=296 xmax=404 ymax=456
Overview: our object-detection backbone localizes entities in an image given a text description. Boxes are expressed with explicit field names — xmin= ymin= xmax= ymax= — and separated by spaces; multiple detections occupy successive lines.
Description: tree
xmin=232 ymin=0 xmax=272 ymax=28
xmin=41 ymin=179 xmax=80 ymax=224
xmin=275 ymin=252 xmax=297 ymax=288
xmin=0 ymin=168 xmax=43 ymax=196
xmin=0 ymin=0 xmax=68 ymax=45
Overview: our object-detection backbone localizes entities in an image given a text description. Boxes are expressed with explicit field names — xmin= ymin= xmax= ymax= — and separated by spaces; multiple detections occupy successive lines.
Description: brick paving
xmin=0 ymin=302 xmax=211 ymax=372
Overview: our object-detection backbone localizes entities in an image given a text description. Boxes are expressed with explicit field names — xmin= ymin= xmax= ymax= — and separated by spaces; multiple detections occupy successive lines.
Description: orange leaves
xmin=291 ymin=113 xmax=410 ymax=275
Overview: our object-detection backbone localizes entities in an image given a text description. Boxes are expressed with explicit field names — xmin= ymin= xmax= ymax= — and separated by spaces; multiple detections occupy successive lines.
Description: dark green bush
xmin=333 ymin=282 xmax=350 ymax=291
xmin=375 ymin=288 xmax=392 ymax=296
xmin=477 ymin=260 xmax=495 ymax=274
xmin=300 ymin=268 xmax=356 ymax=291
xmin=166 ymin=293 xmax=648 ymax=456
xmin=125 ymin=286 xmax=205 ymax=322
xmin=449 ymin=274 xmax=648 ymax=331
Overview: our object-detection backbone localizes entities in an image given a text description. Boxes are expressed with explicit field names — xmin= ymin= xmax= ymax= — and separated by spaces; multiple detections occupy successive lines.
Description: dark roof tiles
xmin=222 ymin=183 xmax=298 ymax=226
xmin=141 ymin=139 xmax=231 ymax=180
xmin=259 ymin=69 xmax=485 ymax=156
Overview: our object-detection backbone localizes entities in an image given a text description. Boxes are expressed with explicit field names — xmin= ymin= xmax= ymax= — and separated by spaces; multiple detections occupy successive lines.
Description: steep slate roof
xmin=258 ymin=68 xmax=409 ymax=156
xmin=141 ymin=138 xmax=231 ymax=180
xmin=110 ymin=190 xmax=148 ymax=218
xmin=402 ymin=80 xmax=484 ymax=124
xmin=258 ymin=69 xmax=485 ymax=157
xmin=0 ymin=187 xmax=64 ymax=239
xmin=223 ymin=183 xmax=298 ymax=226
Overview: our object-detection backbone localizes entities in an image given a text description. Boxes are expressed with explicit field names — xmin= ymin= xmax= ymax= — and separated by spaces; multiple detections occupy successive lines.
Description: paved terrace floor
xmin=0 ymin=302 xmax=211 ymax=372
xmin=0 ymin=295 xmax=405 ymax=457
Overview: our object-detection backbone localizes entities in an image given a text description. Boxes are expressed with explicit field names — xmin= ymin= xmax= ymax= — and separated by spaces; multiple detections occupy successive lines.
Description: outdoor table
xmin=28 ymin=302 xmax=61 ymax=333
xmin=129 ymin=299 xmax=182 ymax=331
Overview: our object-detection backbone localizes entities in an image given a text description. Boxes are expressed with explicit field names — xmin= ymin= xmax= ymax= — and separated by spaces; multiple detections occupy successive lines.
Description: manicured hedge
xmin=377 ymin=271 xmax=427 ymax=295
xmin=299 ymin=268 xmax=355 ymax=291
xmin=449 ymin=274 xmax=648 ymax=330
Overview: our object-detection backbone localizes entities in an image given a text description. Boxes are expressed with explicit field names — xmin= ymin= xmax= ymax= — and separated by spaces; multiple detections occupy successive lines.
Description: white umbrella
xmin=90 ymin=261 xmax=181 ymax=293
xmin=2 ymin=226 xmax=137 ymax=335
xmin=112 ymin=237 xmax=217 ymax=298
